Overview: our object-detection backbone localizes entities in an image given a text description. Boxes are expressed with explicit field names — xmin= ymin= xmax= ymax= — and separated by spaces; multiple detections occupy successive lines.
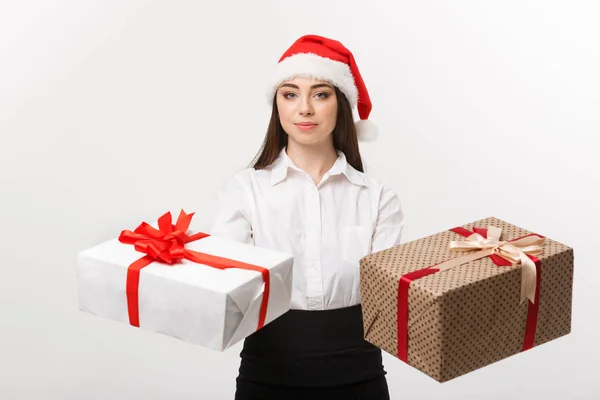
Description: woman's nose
xmin=299 ymin=100 xmax=314 ymax=116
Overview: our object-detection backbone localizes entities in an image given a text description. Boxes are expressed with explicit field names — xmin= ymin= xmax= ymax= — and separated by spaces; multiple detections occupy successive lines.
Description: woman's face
xmin=276 ymin=77 xmax=338 ymax=146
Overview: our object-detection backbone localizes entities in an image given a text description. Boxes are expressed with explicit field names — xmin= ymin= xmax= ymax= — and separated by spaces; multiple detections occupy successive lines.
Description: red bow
xmin=119 ymin=210 xmax=209 ymax=265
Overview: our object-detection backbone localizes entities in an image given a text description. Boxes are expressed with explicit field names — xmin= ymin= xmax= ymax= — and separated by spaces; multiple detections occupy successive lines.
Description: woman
xmin=211 ymin=35 xmax=405 ymax=400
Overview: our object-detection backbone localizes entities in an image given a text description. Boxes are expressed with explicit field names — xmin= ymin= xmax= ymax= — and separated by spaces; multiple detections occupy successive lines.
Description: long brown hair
xmin=249 ymin=86 xmax=365 ymax=172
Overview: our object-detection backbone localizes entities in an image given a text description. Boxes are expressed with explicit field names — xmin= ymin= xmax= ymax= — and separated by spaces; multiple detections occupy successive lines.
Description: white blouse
xmin=210 ymin=147 xmax=405 ymax=311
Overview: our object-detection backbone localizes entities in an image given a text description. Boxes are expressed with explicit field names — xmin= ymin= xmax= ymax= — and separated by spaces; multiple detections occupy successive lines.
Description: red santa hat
xmin=268 ymin=35 xmax=378 ymax=142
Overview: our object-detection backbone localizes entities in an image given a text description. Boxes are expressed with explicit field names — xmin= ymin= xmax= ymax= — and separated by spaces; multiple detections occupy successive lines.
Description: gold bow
xmin=435 ymin=226 xmax=544 ymax=304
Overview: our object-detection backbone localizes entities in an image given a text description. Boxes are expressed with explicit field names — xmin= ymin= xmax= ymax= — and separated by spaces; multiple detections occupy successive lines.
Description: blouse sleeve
xmin=209 ymin=173 xmax=254 ymax=245
xmin=371 ymin=182 xmax=405 ymax=253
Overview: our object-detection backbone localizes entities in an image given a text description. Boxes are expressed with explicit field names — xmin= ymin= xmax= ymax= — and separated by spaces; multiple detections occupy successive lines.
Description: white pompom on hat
xmin=268 ymin=35 xmax=378 ymax=142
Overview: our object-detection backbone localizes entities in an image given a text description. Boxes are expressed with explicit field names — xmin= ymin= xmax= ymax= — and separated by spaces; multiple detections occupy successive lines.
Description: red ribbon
xmin=396 ymin=226 xmax=543 ymax=362
xmin=118 ymin=210 xmax=270 ymax=330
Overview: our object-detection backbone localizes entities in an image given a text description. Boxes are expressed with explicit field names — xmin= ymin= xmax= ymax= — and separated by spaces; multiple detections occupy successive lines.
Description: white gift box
xmin=77 ymin=213 xmax=293 ymax=351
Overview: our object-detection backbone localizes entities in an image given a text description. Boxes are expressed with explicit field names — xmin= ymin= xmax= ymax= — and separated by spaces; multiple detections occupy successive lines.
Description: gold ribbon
xmin=435 ymin=226 xmax=544 ymax=304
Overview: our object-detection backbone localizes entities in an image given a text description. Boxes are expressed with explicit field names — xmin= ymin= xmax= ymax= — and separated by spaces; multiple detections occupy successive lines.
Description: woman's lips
xmin=294 ymin=122 xmax=318 ymax=131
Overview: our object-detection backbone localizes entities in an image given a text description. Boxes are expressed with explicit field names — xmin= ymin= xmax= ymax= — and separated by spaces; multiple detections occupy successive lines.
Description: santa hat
xmin=268 ymin=35 xmax=378 ymax=142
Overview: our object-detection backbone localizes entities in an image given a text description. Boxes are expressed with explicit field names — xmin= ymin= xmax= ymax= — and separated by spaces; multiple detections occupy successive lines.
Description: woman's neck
xmin=285 ymin=140 xmax=338 ymax=185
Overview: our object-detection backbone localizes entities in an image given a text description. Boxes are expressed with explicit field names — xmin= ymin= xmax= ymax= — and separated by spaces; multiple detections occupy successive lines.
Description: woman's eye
xmin=283 ymin=92 xmax=297 ymax=99
xmin=315 ymin=92 xmax=329 ymax=99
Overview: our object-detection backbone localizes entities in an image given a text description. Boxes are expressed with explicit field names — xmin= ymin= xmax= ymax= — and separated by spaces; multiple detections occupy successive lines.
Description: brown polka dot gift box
xmin=359 ymin=216 xmax=574 ymax=383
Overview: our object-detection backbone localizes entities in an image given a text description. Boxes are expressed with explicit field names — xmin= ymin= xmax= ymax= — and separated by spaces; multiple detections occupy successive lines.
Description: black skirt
xmin=234 ymin=304 xmax=390 ymax=400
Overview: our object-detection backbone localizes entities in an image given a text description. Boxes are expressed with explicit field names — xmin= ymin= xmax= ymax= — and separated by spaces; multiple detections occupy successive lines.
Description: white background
xmin=1 ymin=1 xmax=598 ymax=399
